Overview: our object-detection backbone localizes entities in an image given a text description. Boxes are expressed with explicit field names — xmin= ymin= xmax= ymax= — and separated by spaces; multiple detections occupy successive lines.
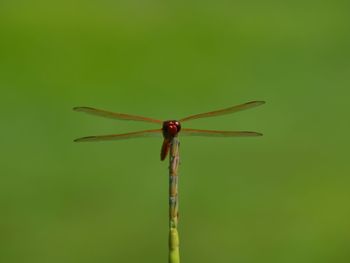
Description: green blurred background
xmin=1 ymin=1 xmax=349 ymax=262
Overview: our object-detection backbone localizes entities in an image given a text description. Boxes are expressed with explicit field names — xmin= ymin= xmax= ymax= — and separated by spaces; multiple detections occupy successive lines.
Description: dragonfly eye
xmin=174 ymin=121 xmax=181 ymax=132
xmin=167 ymin=124 xmax=178 ymax=136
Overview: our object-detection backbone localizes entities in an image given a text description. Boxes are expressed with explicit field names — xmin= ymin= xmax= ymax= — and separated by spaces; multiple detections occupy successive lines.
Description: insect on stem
xmin=73 ymin=101 xmax=265 ymax=263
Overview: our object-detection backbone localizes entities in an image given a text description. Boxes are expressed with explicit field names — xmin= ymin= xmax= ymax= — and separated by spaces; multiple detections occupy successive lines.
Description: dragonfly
xmin=74 ymin=101 xmax=265 ymax=161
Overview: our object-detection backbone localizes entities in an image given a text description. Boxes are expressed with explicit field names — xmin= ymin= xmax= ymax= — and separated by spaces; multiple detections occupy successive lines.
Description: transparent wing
xmin=73 ymin=107 xmax=162 ymax=124
xmin=74 ymin=129 xmax=162 ymax=142
xmin=181 ymin=128 xmax=262 ymax=137
xmin=179 ymin=101 xmax=265 ymax=122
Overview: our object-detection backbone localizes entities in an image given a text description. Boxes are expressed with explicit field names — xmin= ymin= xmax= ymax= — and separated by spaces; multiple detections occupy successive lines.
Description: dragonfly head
xmin=162 ymin=120 xmax=181 ymax=138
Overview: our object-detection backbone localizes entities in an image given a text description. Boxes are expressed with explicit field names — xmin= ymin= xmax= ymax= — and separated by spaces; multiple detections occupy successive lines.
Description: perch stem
xmin=169 ymin=137 xmax=180 ymax=263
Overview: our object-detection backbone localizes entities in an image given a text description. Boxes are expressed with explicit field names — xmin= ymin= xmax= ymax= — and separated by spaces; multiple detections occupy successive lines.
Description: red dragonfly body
xmin=161 ymin=120 xmax=182 ymax=160
xmin=74 ymin=101 xmax=265 ymax=161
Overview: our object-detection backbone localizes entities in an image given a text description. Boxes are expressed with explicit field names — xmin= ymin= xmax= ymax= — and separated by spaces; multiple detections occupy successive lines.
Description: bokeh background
xmin=1 ymin=1 xmax=349 ymax=263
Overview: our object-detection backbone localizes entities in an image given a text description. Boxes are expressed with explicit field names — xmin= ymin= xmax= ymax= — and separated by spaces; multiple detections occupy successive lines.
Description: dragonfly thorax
xmin=162 ymin=120 xmax=181 ymax=138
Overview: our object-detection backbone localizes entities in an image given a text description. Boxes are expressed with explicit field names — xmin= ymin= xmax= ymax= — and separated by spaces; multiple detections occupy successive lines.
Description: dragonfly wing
xmin=74 ymin=129 xmax=162 ymax=142
xmin=179 ymin=101 xmax=265 ymax=122
xmin=73 ymin=107 xmax=162 ymax=124
xmin=181 ymin=128 xmax=262 ymax=137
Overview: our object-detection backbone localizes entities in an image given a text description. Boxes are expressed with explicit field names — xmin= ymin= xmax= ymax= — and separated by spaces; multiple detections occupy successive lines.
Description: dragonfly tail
xmin=161 ymin=139 xmax=170 ymax=161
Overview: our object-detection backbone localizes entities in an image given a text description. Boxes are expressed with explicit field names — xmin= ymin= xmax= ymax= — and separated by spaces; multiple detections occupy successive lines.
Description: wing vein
xmin=181 ymin=128 xmax=262 ymax=137
xmin=179 ymin=101 xmax=265 ymax=122
xmin=73 ymin=107 xmax=162 ymax=124
xmin=74 ymin=129 xmax=162 ymax=142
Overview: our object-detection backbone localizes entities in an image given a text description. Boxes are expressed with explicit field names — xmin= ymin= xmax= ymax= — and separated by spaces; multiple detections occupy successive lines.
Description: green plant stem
xmin=169 ymin=137 xmax=180 ymax=263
